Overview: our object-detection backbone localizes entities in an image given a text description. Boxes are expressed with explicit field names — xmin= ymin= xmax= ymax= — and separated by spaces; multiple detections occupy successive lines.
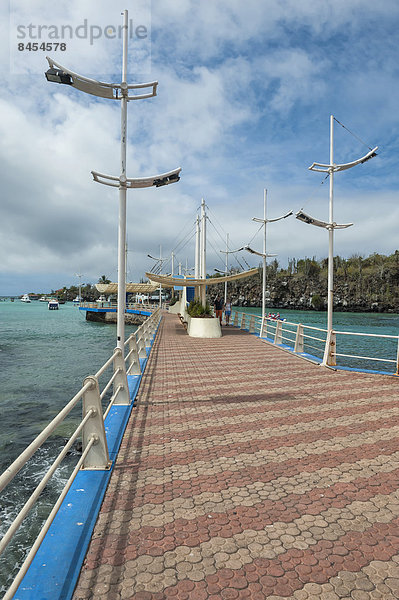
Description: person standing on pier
xmin=224 ymin=298 xmax=232 ymax=326
xmin=214 ymin=295 xmax=224 ymax=325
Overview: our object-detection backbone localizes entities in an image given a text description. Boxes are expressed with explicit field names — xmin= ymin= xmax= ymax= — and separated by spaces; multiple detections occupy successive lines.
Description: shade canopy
xmin=96 ymin=283 xmax=159 ymax=294
xmin=145 ymin=267 xmax=259 ymax=288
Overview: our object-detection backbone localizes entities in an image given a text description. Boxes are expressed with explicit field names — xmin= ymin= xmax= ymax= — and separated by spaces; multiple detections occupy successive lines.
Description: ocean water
xmin=236 ymin=306 xmax=399 ymax=373
xmin=0 ymin=300 xmax=398 ymax=590
xmin=0 ymin=299 xmax=139 ymax=592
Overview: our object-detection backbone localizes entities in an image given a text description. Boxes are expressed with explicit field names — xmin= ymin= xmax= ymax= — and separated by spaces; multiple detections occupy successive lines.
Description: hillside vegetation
xmin=209 ymin=251 xmax=399 ymax=313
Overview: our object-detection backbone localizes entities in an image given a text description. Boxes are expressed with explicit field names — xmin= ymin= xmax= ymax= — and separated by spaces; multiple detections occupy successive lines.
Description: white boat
xmin=40 ymin=296 xmax=52 ymax=302
xmin=20 ymin=294 xmax=31 ymax=303
xmin=72 ymin=296 xmax=81 ymax=306
xmin=48 ymin=299 xmax=59 ymax=310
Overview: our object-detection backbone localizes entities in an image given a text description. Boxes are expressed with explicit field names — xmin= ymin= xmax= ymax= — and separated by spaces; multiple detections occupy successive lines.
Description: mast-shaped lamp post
xmin=199 ymin=199 xmax=207 ymax=307
xmin=297 ymin=114 xmax=377 ymax=366
xmin=45 ymin=10 xmax=181 ymax=350
xmin=148 ymin=247 xmax=166 ymax=307
xmin=251 ymin=190 xmax=292 ymax=337
xmin=218 ymin=234 xmax=230 ymax=304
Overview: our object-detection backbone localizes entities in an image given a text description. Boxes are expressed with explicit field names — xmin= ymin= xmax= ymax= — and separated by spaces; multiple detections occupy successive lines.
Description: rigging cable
xmin=333 ymin=117 xmax=374 ymax=151
xmin=206 ymin=211 xmax=251 ymax=269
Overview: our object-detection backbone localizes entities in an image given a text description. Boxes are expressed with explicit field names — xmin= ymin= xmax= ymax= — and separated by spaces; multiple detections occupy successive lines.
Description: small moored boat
xmin=48 ymin=299 xmax=59 ymax=310
xmin=20 ymin=294 xmax=31 ymax=303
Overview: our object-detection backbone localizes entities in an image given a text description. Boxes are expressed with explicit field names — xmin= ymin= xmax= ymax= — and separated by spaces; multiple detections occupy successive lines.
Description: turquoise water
xmin=0 ymin=300 xmax=398 ymax=590
xmin=235 ymin=306 xmax=399 ymax=373
xmin=0 ymin=299 xmax=138 ymax=592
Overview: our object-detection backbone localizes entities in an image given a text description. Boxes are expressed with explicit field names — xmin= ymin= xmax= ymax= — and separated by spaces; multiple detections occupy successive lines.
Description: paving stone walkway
xmin=73 ymin=312 xmax=399 ymax=599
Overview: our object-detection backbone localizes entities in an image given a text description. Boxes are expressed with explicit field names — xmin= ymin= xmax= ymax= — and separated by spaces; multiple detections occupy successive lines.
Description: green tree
xmin=98 ymin=275 xmax=111 ymax=284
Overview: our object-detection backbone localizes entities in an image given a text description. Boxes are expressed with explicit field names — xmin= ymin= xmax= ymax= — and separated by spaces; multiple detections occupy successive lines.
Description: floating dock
xmin=69 ymin=311 xmax=399 ymax=599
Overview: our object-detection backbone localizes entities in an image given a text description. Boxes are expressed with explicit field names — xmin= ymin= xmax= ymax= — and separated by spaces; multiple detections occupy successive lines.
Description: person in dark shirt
xmin=214 ymin=295 xmax=224 ymax=324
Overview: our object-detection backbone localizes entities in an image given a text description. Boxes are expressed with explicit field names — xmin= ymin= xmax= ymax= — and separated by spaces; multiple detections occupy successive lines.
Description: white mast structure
xmin=199 ymin=199 xmax=207 ymax=306
xmin=296 ymin=114 xmax=378 ymax=365
xmin=45 ymin=9 xmax=181 ymax=350
xmin=250 ymin=191 xmax=292 ymax=337
xmin=147 ymin=246 xmax=164 ymax=307
xmin=195 ymin=215 xmax=201 ymax=282
xmin=218 ymin=234 xmax=230 ymax=303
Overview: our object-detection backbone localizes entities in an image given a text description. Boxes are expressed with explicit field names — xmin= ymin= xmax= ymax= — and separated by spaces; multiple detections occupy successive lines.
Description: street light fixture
xmin=45 ymin=67 xmax=73 ymax=85
xmin=250 ymin=190 xmax=292 ymax=337
xmin=44 ymin=10 xmax=181 ymax=350
xmin=298 ymin=115 xmax=378 ymax=366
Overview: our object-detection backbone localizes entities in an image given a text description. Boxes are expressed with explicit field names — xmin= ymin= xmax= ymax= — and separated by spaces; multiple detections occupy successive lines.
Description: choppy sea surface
xmin=0 ymin=299 xmax=398 ymax=590
xmin=0 ymin=299 xmax=139 ymax=592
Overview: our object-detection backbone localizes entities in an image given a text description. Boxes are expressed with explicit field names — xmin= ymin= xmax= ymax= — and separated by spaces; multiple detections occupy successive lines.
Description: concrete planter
xmin=168 ymin=302 xmax=181 ymax=314
xmin=187 ymin=316 xmax=222 ymax=338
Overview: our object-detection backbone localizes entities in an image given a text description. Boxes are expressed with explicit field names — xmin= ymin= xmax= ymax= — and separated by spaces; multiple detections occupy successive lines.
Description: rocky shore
xmin=209 ymin=267 xmax=399 ymax=313
xmin=85 ymin=311 xmax=147 ymax=325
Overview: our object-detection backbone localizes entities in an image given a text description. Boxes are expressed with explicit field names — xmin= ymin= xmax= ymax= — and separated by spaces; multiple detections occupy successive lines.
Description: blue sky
xmin=1 ymin=0 xmax=398 ymax=295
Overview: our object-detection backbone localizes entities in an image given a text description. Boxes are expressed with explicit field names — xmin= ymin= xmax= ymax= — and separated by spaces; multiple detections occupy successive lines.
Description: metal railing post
xmin=294 ymin=324 xmax=304 ymax=353
xmin=233 ymin=312 xmax=239 ymax=327
xmin=274 ymin=320 xmax=283 ymax=344
xmin=82 ymin=376 xmax=111 ymax=470
xmin=262 ymin=318 xmax=268 ymax=338
xmin=240 ymin=314 xmax=246 ymax=330
xmin=112 ymin=347 xmax=130 ymax=404
xmin=249 ymin=315 xmax=255 ymax=333
xmin=323 ymin=330 xmax=337 ymax=366
xmin=396 ymin=337 xmax=399 ymax=375
xmin=141 ymin=320 xmax=151 ymax=347
xmin=127 ymin=333 xmax=141 ymax=375
xmin=136 ymin=328 xmax=147 ymax=358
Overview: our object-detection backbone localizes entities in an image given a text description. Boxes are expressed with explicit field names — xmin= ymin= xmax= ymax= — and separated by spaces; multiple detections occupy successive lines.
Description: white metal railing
xmin=231 ymin=309 xmax=399 ymax=374
xmin=0 ymin=307 xmax=162 ymax=600
xmin=332 ymin=329 xmax=399 ymax=370
xmin=80 ymin=301 xmax=165 ymax=311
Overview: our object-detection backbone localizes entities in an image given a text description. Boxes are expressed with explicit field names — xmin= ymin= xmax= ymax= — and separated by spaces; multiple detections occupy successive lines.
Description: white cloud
xmin=0 ymin=0 xmax=398 ymax=294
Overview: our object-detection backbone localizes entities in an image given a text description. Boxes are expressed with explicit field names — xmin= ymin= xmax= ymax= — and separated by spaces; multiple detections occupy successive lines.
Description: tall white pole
xmin=327 ymin=115 xmax=334 ymax=334
xmin=195 ymin=215 xmax=200 ymax=279
xmin=125 ymin=241 xmax=128 ymax=282
xmin=117 ymin=9 xmax=128 ymax=350
xmin=262 ymin=189 xmax=267 ymax=328
xmin=224 ymin=233 xmax=228 ymax=303
xmin=159 ymin=244 xmax=162 ymax=307
xmin=200 ymin=199 xmax=206 ymax=279
xmin=200 ymin=198 xmax=207 ymax=306
xmin=171 ymin=251 xmax=175 ymax=300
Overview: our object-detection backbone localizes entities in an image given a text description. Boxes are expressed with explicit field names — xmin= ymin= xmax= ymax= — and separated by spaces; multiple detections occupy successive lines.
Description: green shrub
xmin=187 ymin=299 xmax=212 ymax=317
xmin=311 ymin=293 xmax=324 ymax=310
